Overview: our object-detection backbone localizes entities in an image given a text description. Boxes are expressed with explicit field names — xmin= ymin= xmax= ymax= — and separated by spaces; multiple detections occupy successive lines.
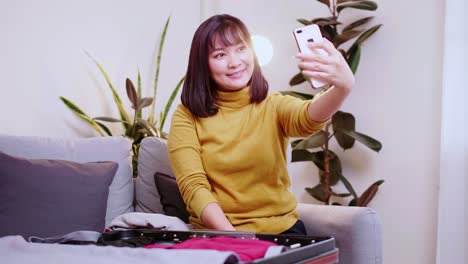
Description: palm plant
xmin=282 ymin=0 xmax=383 ymax=206
xmin=60 ymin=16 xmax=184 ymax=176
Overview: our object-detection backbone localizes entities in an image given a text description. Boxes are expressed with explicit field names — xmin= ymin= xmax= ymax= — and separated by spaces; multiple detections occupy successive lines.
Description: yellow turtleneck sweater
xmin=167 ymin=87 xmax=327 ymax=234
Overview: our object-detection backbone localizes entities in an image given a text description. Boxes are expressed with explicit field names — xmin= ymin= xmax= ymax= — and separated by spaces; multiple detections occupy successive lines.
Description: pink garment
xmin=145 ymin=236 xmax=277 ymax=262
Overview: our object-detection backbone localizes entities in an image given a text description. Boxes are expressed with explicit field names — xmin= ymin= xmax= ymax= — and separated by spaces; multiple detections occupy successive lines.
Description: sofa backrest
xmin=0 ymin=135 xmax=134 ymax=227
xmin=135 ymin=137 xmax=173 ymax=214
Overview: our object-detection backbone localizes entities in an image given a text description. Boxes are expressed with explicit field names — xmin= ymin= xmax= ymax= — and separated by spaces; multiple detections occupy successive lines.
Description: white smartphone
xmin=293 ymin=24 xmax=328 ymax=88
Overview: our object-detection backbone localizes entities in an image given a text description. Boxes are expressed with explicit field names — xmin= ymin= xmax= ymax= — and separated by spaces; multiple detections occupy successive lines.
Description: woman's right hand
xmin=201 ymin=202 xmax=236 ymax=231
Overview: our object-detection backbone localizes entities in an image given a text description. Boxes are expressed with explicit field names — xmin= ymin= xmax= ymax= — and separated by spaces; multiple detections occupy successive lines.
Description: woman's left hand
xmin=296 ymin=38 xmax=355 ymax=93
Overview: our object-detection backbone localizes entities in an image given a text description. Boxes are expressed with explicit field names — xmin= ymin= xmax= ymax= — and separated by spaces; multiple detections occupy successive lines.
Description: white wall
xmin=203 ymin=1 xmax=445 ymax=264
xmin=1 ymin=1 xmax=447 ymax=263
xmin=0 ymin=0 xmax=199 ymax=137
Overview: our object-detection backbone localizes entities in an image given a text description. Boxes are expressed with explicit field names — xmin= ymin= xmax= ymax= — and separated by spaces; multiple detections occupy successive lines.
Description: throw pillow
xmin=0 ymin=135 xmax=133 ymax=226
xmin=135 ymin=137 xmax=174 ymax=214
xmin=0 ymin=151 xmax=118 ymax=238
xmin=153 ymin=172 xmax=189 ymax=223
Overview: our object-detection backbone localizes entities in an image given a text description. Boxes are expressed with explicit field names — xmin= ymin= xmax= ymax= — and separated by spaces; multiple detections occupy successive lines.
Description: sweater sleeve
xmin=271 ymin=92 xmax=329 ymax=138
xmin=167 ymin=104 xmax=219 ymax=219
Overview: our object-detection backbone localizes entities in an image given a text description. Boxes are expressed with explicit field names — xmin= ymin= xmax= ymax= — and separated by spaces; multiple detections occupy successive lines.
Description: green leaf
xmin=313 ymin=18 xmax=341 ymax=27
xmin=337 ymin=0 xmax=378 ymax=13
xmin=137 ymin=118 xmax=160 ymax=137
xmin=291 ymin=149 xmax=316 ymax=163
xmin=316 ymin=0 xmax=330 ymax=7
xmin=95 ymin=121 xmax=113 ymax=136
xmin=60 ymin=96 xmax=86 ymax=116
xmin=290 ymin=139 xmax=302 ymax=149
xmin=337 ymin=0 xmax=353 ymax=3
xmin=342 ymin=16 xmax=374 ymax=32
xmin=126 ymin=78 xmax=138 ymax=110
xmin=297 ymin=18 xmax=312 ymax=26
xmin=279 ymin=91 xmax=314 ymax=101
xmin=293 ymin=131 xmax=327 ymax=149
xmin=338 ymin=172 xmax=358 ymax=199
xmin=347 ymin=44 xmax=361 ymax=74
xmin=339 ymin=130 xmax=382 ymax=152
xmin=335 ymin=29 xmax=362 ymax=47
xmin=354 ymin=24 xmax=382 ymax=46
xmin=160 ymin=76 xmax=185 ymax=131
xmin=305 ymin=183 xmax=329 ymax=203
xmin=136 ymin=70 xmax=142 ymax=119
xmin=85 ymin=51 xmax=132 ymax=130
xmin=332 ymin=111 xmax=356 ymax=150
xmin=289 ymin=72 xmax=306 ymax=86
xmin=358 ymin=179 xmax=384 ymax=206
xmin=331 ymin=191 xmax=352 ymax=197
xmin=93 ymin=116 xmax=126 ymax=123
xmin=137 ymin=97 xmax=154 ymax=111
xmin=60 ymin=97 xmax=105 ymax=136
xmin=150 ymin=15 xmax=171 ymax=124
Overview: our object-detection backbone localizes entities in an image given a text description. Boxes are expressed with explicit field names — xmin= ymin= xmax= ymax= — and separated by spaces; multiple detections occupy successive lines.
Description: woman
xmin=168 ymin=14 xmax=354 ymax=235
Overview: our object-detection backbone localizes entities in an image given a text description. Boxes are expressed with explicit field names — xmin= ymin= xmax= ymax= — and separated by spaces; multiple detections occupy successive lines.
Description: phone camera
xmin=296 ymin=30 xmax=302 ymax=34
xmin=307 ymin=38 xmax=315 ymax=42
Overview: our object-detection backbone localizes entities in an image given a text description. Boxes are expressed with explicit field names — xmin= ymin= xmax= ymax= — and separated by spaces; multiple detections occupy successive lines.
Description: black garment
xmin=280 ymin=220 xmax=307 ymax=235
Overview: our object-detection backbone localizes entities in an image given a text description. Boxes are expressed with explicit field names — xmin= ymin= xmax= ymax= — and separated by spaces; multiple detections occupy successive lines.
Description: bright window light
xmin=251 ymin=35 xmax=273 ymax=66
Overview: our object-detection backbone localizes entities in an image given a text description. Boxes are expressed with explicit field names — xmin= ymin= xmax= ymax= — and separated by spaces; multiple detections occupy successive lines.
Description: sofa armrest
xmin=297 ymin=203 xmax=382 ymax=264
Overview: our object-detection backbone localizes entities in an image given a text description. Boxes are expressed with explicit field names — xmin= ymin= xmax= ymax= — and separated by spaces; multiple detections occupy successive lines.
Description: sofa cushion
xmin=0 ymin=135 xmax=134 ymax=226
xmin=135 ymin=137 xmax=174 ymax=214
xmin=0 ymin=151 xmax=118 ymax=238
xmin=154 ymin=172 xmax=189 ymax=223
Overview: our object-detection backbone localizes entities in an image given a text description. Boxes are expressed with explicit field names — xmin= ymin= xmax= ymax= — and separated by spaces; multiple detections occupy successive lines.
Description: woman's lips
xmin=227 ymin=69 xmax=246 ymax=78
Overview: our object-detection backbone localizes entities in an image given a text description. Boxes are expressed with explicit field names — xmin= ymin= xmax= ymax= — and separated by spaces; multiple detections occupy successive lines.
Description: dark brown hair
xmin=181 ymin=14 xmax=269 ymax=118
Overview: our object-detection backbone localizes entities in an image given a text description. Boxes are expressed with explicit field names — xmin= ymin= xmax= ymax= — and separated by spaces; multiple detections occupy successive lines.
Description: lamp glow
xmin=251 ymin=35 xmax=273 ymax=66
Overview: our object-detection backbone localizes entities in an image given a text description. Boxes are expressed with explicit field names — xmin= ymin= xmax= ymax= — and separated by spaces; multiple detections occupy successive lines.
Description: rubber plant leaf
xmin=347 ymin=44 xmax=361 ymax=74
xmin=332 ymin=111 xmax=356 ymax=150
xmin=279 ymin=91 xmax=314 ymax=101
xmin=297 ymin=18 xmax=312 ymax=26
xmin=358 ymin=180 xmax=384 ymax=206
xmin=305 ymin=183 xmax=329 ymax=202
xmin=339 ymin=130 xmax=382 ymax=152
xmin=289 ymin=72 xmax=306 ymax=86
xmin=316 ymin=0 xmax=330 ymax=7
xmin=293 ymin=131 xmax=328 ymax=150
xmin=337 ymin=0 xmax=378 ymax=13
xmin=342 ymin=16 xmax=374 ymax=32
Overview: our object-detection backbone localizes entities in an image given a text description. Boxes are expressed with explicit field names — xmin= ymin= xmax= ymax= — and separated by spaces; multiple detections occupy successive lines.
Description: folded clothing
xmin=108 ymin=212 xmax=189 ymax=231
xmin=145 ymin=236 xmax=286 ymax=262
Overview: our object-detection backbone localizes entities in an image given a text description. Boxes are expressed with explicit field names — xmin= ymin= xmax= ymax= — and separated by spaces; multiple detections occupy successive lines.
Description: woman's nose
xmin=227 ymin=54 xmax=241 ymax=68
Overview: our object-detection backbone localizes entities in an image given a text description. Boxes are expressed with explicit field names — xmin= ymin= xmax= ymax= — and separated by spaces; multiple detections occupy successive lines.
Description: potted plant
xmin=60 ymin=16 xmax=184 ymax=177
xmin=282 ymin=0 xmax=383 ymax=206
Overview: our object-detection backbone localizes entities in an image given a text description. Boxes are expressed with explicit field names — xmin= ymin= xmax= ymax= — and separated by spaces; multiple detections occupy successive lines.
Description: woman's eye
xmin=214 ymin=53 xmax=225 ymax=58
xmin=238 ymin=46 xmax=246 ymax=51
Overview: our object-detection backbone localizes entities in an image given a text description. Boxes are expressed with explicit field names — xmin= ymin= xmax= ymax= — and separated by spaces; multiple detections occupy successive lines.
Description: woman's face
xmin=208 ymin=37 xmax=254 ymax=92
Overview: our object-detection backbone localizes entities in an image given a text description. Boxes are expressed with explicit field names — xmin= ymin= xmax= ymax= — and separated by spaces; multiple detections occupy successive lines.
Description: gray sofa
xmin=0 ymin=135 xmax=382 ymax=264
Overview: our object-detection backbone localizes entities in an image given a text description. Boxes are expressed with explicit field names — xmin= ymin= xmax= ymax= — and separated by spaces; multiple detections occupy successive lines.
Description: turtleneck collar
xmin=216 ymin=86 xmax=251 ymax=108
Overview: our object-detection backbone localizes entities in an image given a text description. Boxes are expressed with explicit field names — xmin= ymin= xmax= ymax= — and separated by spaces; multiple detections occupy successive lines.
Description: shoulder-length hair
xmin=181 ymin=14 xmax=269 ymax=118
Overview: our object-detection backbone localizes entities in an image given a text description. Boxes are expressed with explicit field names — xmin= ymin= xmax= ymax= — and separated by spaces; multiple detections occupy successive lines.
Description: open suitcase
xmin=100 ymin=229 xmax=339 ymax=264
